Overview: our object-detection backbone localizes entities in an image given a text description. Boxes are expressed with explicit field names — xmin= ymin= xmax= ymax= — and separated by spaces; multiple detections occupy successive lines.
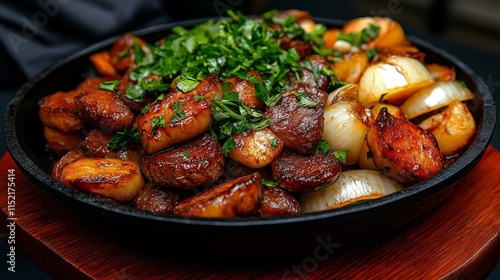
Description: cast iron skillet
xmin=3 ymin=17 xmax=496 ymax=259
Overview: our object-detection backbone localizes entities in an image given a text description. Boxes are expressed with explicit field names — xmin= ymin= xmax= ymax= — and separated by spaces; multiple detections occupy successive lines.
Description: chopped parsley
xmin=314 ymin=140 xmax=330 ymax=154
xmin=151 ymin=114 xmax=166 ymax=136
xmin=261 ymin=178 xmax=279 ymax=188
xmin=294 ymin=92 xmax=318 ymax=108
xmin=221 ymin=137 xmax=236 ymax=156
xmin=337 ymin=23 xmax=380 ymax=47
xmin=170 ymin=102 xmax=186 ymax=124
xmin=456 ymin=80 xmax=467 ymax=88
xmin=183 ymin=152 xmax=190 ymax=159
xmin=333 ymin=149 xmax=349 ymax=164
xmin=270 ymin=138 xmax=278 ymax=149
xmin=107 ymin=126 xmax=140 ymax=151
xmin=98 ymin=80 xmax=120 ymax=92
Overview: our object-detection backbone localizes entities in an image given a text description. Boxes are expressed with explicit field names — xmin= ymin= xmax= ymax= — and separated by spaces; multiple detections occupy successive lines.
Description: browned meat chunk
xmin=367 ymin=107 xmax=444 ymax=185
xmin=39 ymin=90 xmax=85 ymax=132
xmin=265 ymin=85 xmax=326 ymax=154
xmin=141 ymin=133 xmax=225 ymax=189
xmin=260 ymin=187 xmax=303 ymax=217
xmin=109 ymin=33 xmax=147 ymax=73
xmin=74 ymin=90 xmax=135 ymax=132
xmin=272 ymin=150 xmax=342 ymax=192
xmin=134 ymin=182 xmax=191 ymax=214
xmin=43 ymin=126 xmax=85 ymax=156
xmin=173 ymin=172 xmax=263 ymax=218
xmin=288 ymin=55 xmax=331 ymax=91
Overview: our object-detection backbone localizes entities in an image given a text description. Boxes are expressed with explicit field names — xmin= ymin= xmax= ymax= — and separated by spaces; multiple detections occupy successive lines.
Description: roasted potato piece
xmin=265 ymin=85 xmax=326 ymax=154
xmin=331 ymin=52 xmax=369 ymax=84
xmin=51 ymin=149 xmax=84 ymax=181
xmin=272 ymin=150 xmax=342 ymax=192
xmin=74 ymin=90 xmax=135 ymax=132
xmin=138 ymin=91 xmax=212 ymax=154
xmin=225 ymin=70 xmax=265 ymax=110
xmin=39 ymin=90 xmax=85 ymax=132
xmin=228 ymin=128 xmax=284 ymax=169
xmin=342 ymin=17 xmax=406 ymax=49
xmin=260 ymin=187 xmax=303 ymax=217
xmin=43 ymin=126 xmax=85 ymax=156
xmin=419 ymin=100 xmax=476 ymax=156
xmin=90 ymin=51 xmax=118 ymax=77
xmin=60 ymin=157 xmax=146 ymax=202
xmin=367 ymin=107 xmax=444 ymax=185
xmin=141 ymin=133 xmax=225 ymax=189
xmin=173 ymin=172 xmax=263 ymax=218
xmin=133 ymin=182 xmax=191 ymax=214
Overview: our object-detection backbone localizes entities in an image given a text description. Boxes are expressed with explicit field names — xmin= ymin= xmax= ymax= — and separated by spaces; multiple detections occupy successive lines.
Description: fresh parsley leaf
xmin=107 ymin=126 xmax=140 ymax=151
xmin=333 ymin=149 xmax=349 ymax=164
xmin=314 ymin=185 xmax=329 ymax=191
xmin=140 ymin=103 xmax=151 ymax=114
xmin=337 ymin=23 xmax=380 ymax=47
xmin=177 ymin=76 xmax=200 ymax=92
xmin=456 ymin=80 xmax=467 ymax=88
xmin=314 ymin=140 xmax=330 ymax=154
xmin=270 ymin=138 xmax=278 ymax=149
xmin=222 ymin=137 xmax=236 ymax=156
xmin=183 ymin=152 xmax=190 ymax=159
xmin=293 ymin=92 xmax=318 ymax=108
xmin=133 ymin=40 xmax=145 ymax=64
xmin=170 ymin=102 xmax=186 ymax=124
xmin=151 ymin=114 xmax=166 ymax=136
xmin=118 ymin=48 xmax=130 ymax=58
xmin=98 ymin=80 xmax=120 ymax=92
xmin=261 ymin=178 xmax=279 ymax=188
xmin=125 ymin=84 xmax=145 ymax=102
xmin=194 ymin=95 xmax=205 ymax=102
xmin=366 ymin=48 xmax=378 ymax=61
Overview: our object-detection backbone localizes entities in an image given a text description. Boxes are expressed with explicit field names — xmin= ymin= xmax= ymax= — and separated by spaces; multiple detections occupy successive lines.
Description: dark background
xmin=1 ymin=0 xmax=498 ymax=278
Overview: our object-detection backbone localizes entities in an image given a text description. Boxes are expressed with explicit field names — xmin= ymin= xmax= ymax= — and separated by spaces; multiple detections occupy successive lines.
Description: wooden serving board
xmin=1 ymin=147 xmax=499 ymax=279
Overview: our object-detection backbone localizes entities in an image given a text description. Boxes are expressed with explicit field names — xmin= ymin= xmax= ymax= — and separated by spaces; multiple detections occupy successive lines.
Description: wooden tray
xmin=1 ymin=147 xmax=499 ymax=279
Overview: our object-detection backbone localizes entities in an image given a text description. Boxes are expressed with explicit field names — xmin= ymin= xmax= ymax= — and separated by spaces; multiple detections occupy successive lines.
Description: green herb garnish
xmin=314 ymin=140 xmax=330 ymax=154
xmin=337 ymin=23 xmax=380 ymax=47
xmin=151 ymin=114 xmax=166 ymax=136
xmin=294 ymin=92 xmax=318 ymax=108
xmin=107 ymin=126 xmax=140 ymax=151
xmin=98 ymin=80 xmax=120 ymax=92
xmin=334 ymin=149 xmax=349 ymax=164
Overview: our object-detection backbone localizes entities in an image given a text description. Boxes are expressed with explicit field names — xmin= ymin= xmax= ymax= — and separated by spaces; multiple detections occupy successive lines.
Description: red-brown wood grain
xmin=0 ymin=147 xmax=499 ymax=279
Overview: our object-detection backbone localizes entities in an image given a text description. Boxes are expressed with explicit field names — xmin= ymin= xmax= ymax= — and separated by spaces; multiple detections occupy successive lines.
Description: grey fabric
xmin=0 ymin=0 xmax=171 ymax=81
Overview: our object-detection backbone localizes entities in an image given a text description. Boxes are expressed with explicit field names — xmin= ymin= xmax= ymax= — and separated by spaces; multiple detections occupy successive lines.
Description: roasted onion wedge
xmin=367 ymin=107 xmax=444 ymax=185
xmin=323 ymin=98 xmax=372 ymax=165
xmin=358 ymin=56 xmax=434 ymax=105
xmin=300 ymin=170 xmax=403 ymax=212
xmin=419 ymin=100 xmax=476 ymax=156
xmin=60 ymin=157 xmax=146 ymax=202
xmin=400 ymin=81 xmax=474 ymax=120
xmin=173 ymin=172 xmax=263 ymax=218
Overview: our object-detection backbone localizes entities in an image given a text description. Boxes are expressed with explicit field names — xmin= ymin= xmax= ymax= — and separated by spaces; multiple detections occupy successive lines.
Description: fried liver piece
xmin=271 ymin=149 xmax=342 ymax=192
xmin=134 ymin=182 xmax=191 ymax=214
xmin=141 ymin=133 xmax=225 ymax=189
xmin=260 ymin=187 xmax=303 ymax=217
